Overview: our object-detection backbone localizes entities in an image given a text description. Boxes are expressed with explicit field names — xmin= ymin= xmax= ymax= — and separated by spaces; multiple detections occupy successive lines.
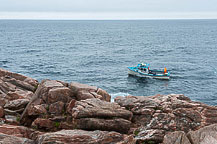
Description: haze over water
xmin=0 ymin=20 xmax=217 ymax=105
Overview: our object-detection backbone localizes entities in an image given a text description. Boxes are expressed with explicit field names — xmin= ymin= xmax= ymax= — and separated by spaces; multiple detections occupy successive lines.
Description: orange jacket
xmin=164 ymin=67 xmax=167 ymax=73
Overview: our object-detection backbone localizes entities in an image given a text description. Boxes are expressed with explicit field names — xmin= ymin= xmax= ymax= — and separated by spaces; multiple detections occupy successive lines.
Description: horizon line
xmin=1 ymin=18 xmax=217 ymax=21
xmin=0 ymin=12 xmax=217 ymax=20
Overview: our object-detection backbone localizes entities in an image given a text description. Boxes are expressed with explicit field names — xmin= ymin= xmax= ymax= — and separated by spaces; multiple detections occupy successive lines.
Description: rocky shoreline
xmin=0 ymin=68 xmax=217 ymax=144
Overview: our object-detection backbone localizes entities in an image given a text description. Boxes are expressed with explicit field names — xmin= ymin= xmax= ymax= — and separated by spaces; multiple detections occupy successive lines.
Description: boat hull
xmin=128 ymin=69 xmax=170 ymax=80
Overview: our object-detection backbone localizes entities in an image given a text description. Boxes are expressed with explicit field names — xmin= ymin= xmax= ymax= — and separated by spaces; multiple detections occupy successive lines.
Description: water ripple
xmin=1 ymin=20 xmax=217 ymax=105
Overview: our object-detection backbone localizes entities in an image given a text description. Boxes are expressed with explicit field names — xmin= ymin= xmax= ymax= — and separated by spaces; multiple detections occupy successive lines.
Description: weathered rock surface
xmin=0 ymin=68 xmax=38 ymax=117
xmin=4 ymin=115 xmax=19 ymax=125
xmin=4 ymin=99 xmax=29 ymax=111
xmin=0 ymin=124 xmax=35 ymax=139
xmin=20 ymin=79 xmax=75 ymax=127
xmin=163 ymin=131 xmax=191 ymax=144
xmin=0 ymin=106 xmax=4 ymax=118
xmin=1 ymin=68 xmax=217 ymax=144
xmin=163 ymin=124 xmax=217 ymax=144
xmin=187 ymin=123 xmax=217 ymax=144
xmin=0 ymin=133 xmax=34 ymax=144
xmin=0 ymin=68 xmax=38 ymax=95
xmin=77 ymin=118 xmax=131 ymax=133
xmin=71 ymin=98 xmax=132 ymax=120
xmin=115 ymin=94 xmax=217 ymax=143
xmin=71 ymin=98 xmax=133 ymax=133
xmin=36 ymin=129 xmax=127 ymax=144
xmin=69 ymin=82 xmax=111 ymax=102
xmin=20 ymin=79 xmax=113 ymax=133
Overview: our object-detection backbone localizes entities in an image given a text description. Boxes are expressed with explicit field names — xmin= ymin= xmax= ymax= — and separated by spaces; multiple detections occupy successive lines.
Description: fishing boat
xmin=128 ymin=63 xmax=170 ymax=80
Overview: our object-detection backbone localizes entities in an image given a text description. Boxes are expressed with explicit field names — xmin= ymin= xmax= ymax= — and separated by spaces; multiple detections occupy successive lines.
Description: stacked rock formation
xmin=115 ymin=94 xmax=217 ymax=143
xmin=0 ymin=68 xmax=38 ymax=125
xmin=0 ymin=68 xmax=217 ymax=144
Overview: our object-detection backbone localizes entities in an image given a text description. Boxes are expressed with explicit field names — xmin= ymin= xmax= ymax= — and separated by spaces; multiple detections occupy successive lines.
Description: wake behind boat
xmin=128 ymin=63 xmax=170 ymax=80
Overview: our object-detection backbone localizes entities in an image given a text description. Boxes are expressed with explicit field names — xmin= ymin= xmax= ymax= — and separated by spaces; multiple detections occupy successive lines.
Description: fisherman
xmin=164 ymin=67 xmax=167 ymax=74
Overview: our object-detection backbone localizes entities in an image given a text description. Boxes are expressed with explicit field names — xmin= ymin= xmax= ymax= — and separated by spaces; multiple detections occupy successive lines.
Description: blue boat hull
xmin=128 ymin=67 xmax=170 ymax=80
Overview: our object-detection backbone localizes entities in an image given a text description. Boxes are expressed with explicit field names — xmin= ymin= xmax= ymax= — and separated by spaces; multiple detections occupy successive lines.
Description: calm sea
xmin=0 ymin=20 xmax=217 ymax=105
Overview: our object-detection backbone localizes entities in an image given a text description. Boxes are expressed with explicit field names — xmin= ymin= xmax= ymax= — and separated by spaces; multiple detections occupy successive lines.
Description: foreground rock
xmin=71 ymin=98 xmax=133 ymax=133
xmin=0 ymin=68 xmax=38 ymax=120
xmin=36 ymin=129 xmax=134 ymax=144
xmin=1 ymin=68 xmax=217 ymax=144
xmin=0 ymin=124 xmax=35 ymax=139
xmin=163 ymin=131 xmax=191 ymax=144
xmin=0 ymin=68 xmax=38 ymax=101
xmin=0 ymin=133 xmax=33 ymax=144
xmin=20 ymin=79 xmax=75 ymax=127
xmin=163 ymin=124 xmax=217 ymax=144
xmin=115 ymin=94 xmax=217 ymax=143
xmin=187 ymin=123 xmax=217 ymax=144
xmin=20 ymin=79 xmax=115 ymax=133
xmin=69 ymin=82 xmax=111 ymax=102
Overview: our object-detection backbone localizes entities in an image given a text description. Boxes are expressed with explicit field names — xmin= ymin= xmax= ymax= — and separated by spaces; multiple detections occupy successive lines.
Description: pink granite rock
xmin=71 ymin=98 xmax=132 ymax=120
xmin=27 ymin=105 xmax=47 ymax=116
xmin=77 ymin=118 xmax=131 ymax=133
xmin=187 ymin=124 xmax=217 ymax=144
xmin=32 ymin=118 xmax=55 ymax=130
xmin=20 ymin=79 xmax=74 ymax=126
xmin=69 ymin=82 xmax=111 ymax=102
xmin=163 ymin=131 xmax=191 ymax=144
xmin=115 ymin=94 xmax=217 ymax=143
xmin=0 ymin=68 xmax=38 ymax=118
xmin=0 ymin=133 xmax=33 ymax=144
xmin=0 ymin=106 xmax=4 ymax=118
xmin=36 ymin=129 xmax=125 ymax=144
xmin=49 ymin=101 xmax=64 ymax=114
xmin=0 ymin=124 xmax=35 ymax=139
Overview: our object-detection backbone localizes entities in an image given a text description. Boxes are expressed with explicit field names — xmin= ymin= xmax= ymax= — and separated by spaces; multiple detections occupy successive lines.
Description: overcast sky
xmin=0 ymin=0 xmax=217 ymax=19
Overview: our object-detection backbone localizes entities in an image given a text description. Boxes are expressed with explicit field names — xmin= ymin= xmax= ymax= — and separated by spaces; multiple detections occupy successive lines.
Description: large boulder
xmin=0 ymin=68 xmax=38 ymax=95
xmin=71 ymin=98 xmax=133 ymax=133
xmin=0 ymin=133 xmax=34 ymax=144
xmin=163 ymin=131 xmax=191 ymax=144
xmin=0 ymin=124 xmax=35 ymax=139
xmin=163 ymin=124 xmax=217 ymax=144
xmin=69 ymin=82 xmax=111 ymax=102
xmin=187 ymin=123 xmax=217 ymax=144
xmin=71 ymin=98 xmax=132 ymax=120
xmin=77 ymin=118 xmax=131 ymax=134
xmin=4 ymin=99 xmax=29 ymax=111
xmin=0 ymin=68 xmax=38 ymax=117
xmin=115 ymin=94 xmax=217 ymax=143
xmin=20 ymin=80 xmax=114 ymax=133
xmin=20 ymin=79 xmax=75 ymax=126
xmin=0 ymin=68 xmax=38 ymax=87
xmin=36 ymin=129 xmax=131 ymax=144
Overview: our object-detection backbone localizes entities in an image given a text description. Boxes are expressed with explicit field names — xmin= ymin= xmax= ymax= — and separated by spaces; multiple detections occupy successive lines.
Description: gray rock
xmin=36 ymin=129 xmax=124 ymax=144
xmin=187 ymin=124 xmax=217 ymax=144
xmin=0 ymin=133 xmax=34 ymax=144
xmin=163 ymin=131 xmax=191 ymax=144
xmin=4 ymin=99 xmax=29 ymax=110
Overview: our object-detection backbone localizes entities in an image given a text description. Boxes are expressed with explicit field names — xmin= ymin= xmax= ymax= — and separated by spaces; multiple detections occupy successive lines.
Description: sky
xmin=0 ymin=0 xmax=217 ymax=19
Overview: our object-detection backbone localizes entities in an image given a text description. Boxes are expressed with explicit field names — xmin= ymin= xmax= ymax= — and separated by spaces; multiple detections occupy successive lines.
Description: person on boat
xmin=164 ymin=67 xmax=167 ymax=74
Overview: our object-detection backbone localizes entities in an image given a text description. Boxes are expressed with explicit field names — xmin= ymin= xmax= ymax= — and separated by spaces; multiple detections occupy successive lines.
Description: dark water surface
xmin=0 ymin=20 xmax=217 ymax=105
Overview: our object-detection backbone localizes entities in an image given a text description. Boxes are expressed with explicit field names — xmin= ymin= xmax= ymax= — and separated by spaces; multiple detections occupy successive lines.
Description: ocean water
xmin=0 ymin=20 xmax=217 ymax=105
